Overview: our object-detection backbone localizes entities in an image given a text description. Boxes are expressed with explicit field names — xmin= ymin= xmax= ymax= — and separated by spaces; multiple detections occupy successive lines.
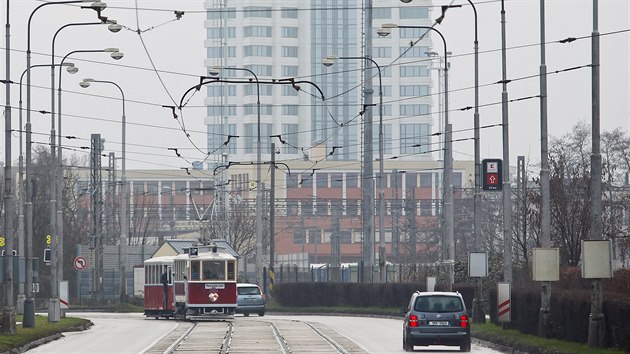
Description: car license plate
xmin=429 ymin=321 xmax=449 ymax=326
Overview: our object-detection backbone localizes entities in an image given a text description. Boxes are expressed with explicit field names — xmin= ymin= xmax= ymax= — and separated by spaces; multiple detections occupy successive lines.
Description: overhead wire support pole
xmin=3 ymin=0 xmax=16 ymax=335
xmin=322 ymin=55 xmax=384 ymax=282
xmin=538 ymin=0 xmax=552 ymax=338
xmin=588 ymin=0 xmax=606 ymax=348
xmin=377 ymin=21 xmax=453 ymax=290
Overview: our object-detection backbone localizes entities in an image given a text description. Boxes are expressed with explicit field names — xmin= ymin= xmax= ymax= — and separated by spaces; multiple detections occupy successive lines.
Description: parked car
xmin=236 ymin=283 xmax=265 ymax=317
xmin=402 ymin=291 xmax=471 ymax=352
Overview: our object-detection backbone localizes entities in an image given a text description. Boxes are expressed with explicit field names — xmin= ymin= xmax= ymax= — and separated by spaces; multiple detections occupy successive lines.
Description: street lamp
xmin=378 ymin=23 xmax=454 ymax=290
xmin=23 ymin=0 xmax=108 ymax=330
xmin=16 ymin=62 xmax=77 ymax=313
xmin=49 ymin=48 xmax=122 ymax=321
xmin=79 ymin=78 xmax=127 ymax=303
xmin=208 ymin=65 xmax=263 ymax=286
xmin=50 ymin=18 xmax=122 ymax=315
xmin=322 ymin=55 xmax=386 ymax=282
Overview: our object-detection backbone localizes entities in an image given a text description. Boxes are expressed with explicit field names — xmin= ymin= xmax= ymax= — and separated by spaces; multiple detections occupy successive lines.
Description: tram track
xmin=155 ymin=318 xmax=367 ymax=353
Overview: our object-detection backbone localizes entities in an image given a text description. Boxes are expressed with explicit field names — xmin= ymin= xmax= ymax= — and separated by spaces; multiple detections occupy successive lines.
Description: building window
xmin=454 ymin=172 xmax=463 ymax=188
xmin=244 ymin=26 xmax=272 ymax=37
xmin=282 ymin=46 xmax=298 ymax=57
xmin=244 ymin=45 xmax=272 ymax=57
xmin=244 ymin=123 xmax=272 ymax=153
xmin=282 ymin=65 xmax=298 ymax=77
xmin=207 ymin=27 xmax=235 ymax=39
xmin=400 ymin=124 xmax=430 ymax=154
xmin=287 ymin=200 xmax=298 ymax=215
xmin=243 ymin=6 xmax=271 ymax=18
xmin=244 ymin=103 xmax=273 ymax=115
xmin=331 ymin=173 xmax=343 ymax=188
xmin=207 ymin=105 xmax=236 ymax=116
xmin=300 ymin=174 xmax=312 ymax=187
xmin=400 ymin=104 xmax=429 ymax=116
xmin=346 ymin=200 xmax=358 ymax=216
xmin=207 ymin=8 xmax=235 ymax=20
xmin=400 ymin=66 xmax=429 ymax=77
xmin=244 ymin=85 xmax=272 ymax=96
xmin=282 ymin=26 xmax=298 ymax=38
xmin=400 ymin=27 xmax=428 ymax=39
xmin=301 ymin=200 xmax=313 ymax=215
xmin=316 ymin=173 xmax=328 ymax=188
xmin=346 ymin=173 xmax=358 ymax=188
xmin=400 ymin=85 xmax=430 ymax=97
xmin=316 ymin=200 xmax=329 ymax=215
xmin=281 ymin=8 xmax=298 ymax=18
xmin=293 ymin=228 xmax=305 ymax=243
xmin=373 ymin=7 xmax=391 ymax=19
xmin=282 ymin=124 xmax=299 ymax=154
xmin=420 ymin=173 xmax=432 ymax=188
xmin=400 ymin=45 xmax=430 ymax=57
xmin=283 ymin=85 xmax=298 ymax=96
xmin=372 ymin=123 xmax=392 ymax=154
xmin=206 ymin=85 xmax=236 ymax=97
xmin=399 ymin=6 xmax=429 ymax=19
xmin=405 ymin=173 xmax=417 ymax=188
xmin=207 ymin=46 xmax=236 ymax=58
xmin=382 ymin=85 xmax=392 ymax=97
xmin=373 ymin=47 xmax=391 ymax=58
xmin=244 ymin=65 xmax=273 ymax=77
xmin=340 ymin=231 xmax=352 ymax=244
xmin=208 ymin=123 xmax=236 ymax=154
xmin=282 ymin=105 xmax=299 ymax=116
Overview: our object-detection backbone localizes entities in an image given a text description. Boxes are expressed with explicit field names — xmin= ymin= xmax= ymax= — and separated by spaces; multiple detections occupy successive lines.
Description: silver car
xmin=236 ymin=283 xmax=265 ymax=317
xmin=403 ymin=291 xmax=471 ymax=352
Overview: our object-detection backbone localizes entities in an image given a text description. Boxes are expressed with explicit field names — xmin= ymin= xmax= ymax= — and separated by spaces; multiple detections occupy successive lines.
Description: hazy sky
xmin=1 ymin=0 xmax=628 ymax=171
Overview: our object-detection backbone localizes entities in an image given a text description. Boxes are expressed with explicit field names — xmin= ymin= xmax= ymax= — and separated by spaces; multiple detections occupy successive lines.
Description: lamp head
xmin=322 ymin=56 xmax=338 ymax=67
xmin=79 ymin=80 xmax=91 ymax=88
xmin=110 ymin=51 xmax=124 ymax=60
xmin=377 ymin=27 xmax=391 ymax=37
xmin=208 ymin=65 xmax=223 ymax=76
xmin=66 ymin=65 xmax=79 ymax=74
xmin=400 ymin=0 xmax=413 ymax=3
xmin=107 ymin=19 xmax=122 ymax=33
xmin=91 ymin=1 xmax=107 ymax=10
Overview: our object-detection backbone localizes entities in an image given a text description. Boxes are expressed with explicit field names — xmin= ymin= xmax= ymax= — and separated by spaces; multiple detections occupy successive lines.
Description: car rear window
xmin=414 ymin=296 xmax=463 ymax=312
xmin=237 ymin=286 xmax=261 ymax=296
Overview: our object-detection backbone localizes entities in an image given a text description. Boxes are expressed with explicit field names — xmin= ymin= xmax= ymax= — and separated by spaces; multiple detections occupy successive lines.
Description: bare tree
xmin=129 ymin=192 xmax=159 ymax=245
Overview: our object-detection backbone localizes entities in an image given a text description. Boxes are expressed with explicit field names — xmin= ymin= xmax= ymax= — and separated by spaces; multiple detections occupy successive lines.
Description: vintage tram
xmin=143 ymin=243 xmax=238 ymax=320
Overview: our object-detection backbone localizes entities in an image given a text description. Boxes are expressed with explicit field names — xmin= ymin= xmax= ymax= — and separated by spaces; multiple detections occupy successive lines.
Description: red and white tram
xmin=143 ymin=243 xmax=238 ymax=320
xmin=143 ymin=256 xmax=175 ymax=319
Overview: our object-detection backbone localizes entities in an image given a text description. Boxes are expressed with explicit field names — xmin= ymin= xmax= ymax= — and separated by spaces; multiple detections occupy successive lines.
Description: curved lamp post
xmin=322 ymin=55 xmax=385 ymax=282
xmin=378 ymin=24 xmax=453 ymax=290
xmin=49 ymin=48 xmax=122 ymax=321
xmin=50 ymin=19 xmax=121 ymax=316
xmin=16 ymin=62 xmax=77 ymax=314
xmin=24 ymin=0 xmax=109 ymax=329
xmin=208 ymin=65 xmax=263 ymax=286
xmin=79 ymin=78 xmax=127 ymax=303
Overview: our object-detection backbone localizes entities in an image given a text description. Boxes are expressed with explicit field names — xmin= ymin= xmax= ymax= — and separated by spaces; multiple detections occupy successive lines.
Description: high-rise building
xmin=202 ymin=0 xmax=435 ymax=167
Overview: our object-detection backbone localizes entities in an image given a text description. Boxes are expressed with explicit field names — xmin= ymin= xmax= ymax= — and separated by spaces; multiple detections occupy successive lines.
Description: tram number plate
xmin=205 ymin=283 xmax=225 ymax=289
xmin=429 ymin=321 xmax=449 ymax=326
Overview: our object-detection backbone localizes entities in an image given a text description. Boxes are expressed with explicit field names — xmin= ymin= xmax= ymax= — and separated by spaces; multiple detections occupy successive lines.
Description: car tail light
xmin=409 ymin=314 xmax=418 ymax=327
xmin=459 ymin=315 xmax=469 ymax=328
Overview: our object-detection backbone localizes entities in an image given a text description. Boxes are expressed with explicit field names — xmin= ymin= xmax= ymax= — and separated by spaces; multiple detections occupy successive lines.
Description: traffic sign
xmin=482 ymin=159 xmax=503 ymax=191
xmin=74 ymin=256 xmax=88 ymax=271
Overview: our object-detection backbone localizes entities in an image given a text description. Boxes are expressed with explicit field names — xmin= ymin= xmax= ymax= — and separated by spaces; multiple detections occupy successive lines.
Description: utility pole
xmin=588 ymin=0 xmax=606 ymax=347
xmin=3 ymin=0 xmax=17 ymax=334
xmin=269 ymin=143 xmax=275 ymax=295
xmin=361 ymin=0 xmax=376 ymax=282
xmin=539 ymin=0 xmax=552 ymax=338
xmin=500 ymin=0 xmax=513 ymax=285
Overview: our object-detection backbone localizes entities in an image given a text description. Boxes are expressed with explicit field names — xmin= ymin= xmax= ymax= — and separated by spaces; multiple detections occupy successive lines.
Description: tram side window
xmin=203 ymin=261 xmax=225 ymax=280
xmin=190 ymin=260 xmax=201 ymax=280
xmin=227 ymin=261 xmax=235 ymax=280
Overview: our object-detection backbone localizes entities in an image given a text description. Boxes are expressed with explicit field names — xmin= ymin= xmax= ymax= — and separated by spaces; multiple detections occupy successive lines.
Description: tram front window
xmin=203 ymin=261 xmax=225 ymax=280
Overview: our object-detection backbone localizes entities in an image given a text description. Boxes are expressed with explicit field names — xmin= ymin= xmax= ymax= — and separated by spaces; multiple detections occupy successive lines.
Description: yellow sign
xmin=0 ymin=237 xmax=4 ymax=247
xmin=46 ymin=234 xmax=52 ymax=245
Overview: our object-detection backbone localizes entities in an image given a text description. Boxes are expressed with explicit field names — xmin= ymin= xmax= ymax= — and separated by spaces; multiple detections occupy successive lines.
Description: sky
xmin=1 ymin=0 xmax=629 ymax=171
